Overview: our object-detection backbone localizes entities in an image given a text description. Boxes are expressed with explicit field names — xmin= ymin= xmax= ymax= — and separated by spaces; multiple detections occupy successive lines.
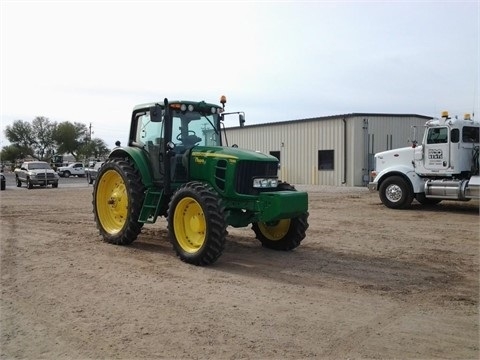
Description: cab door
xmin=424 ymin=126 xmax=450 ymax=171
xmin=134 ymin=109 xmax=165 ymax=183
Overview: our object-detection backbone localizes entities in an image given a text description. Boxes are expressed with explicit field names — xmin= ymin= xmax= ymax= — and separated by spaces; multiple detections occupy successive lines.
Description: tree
xmin=3 ymin=117 xmax=110 ymax=164
xmin=4 ymin=120 xmax=35 ymax=151
xmin=4 ymin=117 xmax=57 ymax=161
xmin=31 ymin=116 xmax=57 ymax=160
xmin=78 ymin=138 xmax=110 ymax=160
xmin=0 ymin=144 xmax=25 ymax=166
xmin=53 ymin=122 xmax=89 ymax=160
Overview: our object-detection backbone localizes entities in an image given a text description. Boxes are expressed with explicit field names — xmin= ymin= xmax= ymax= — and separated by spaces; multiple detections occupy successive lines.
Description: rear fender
xmin=109 ymin=147 xmax=154 ymax=188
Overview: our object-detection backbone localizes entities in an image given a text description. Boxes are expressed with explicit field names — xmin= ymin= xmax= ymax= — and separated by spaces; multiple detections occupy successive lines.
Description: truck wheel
xmin=379 ymin=175 xmax=414 ymax=209
xmin=52 ymin=182 xmax=58 ymax=188
xmin=64 ymin=171 xmax=71 ymax=178
xmin=27 ymin=178 xmax=33 ymax=189
xmin=16 ymin=178 xmax=22 ymax=187
xmin=93 ymin=158 xmax=145 ymax=245
xmin=252 ymin=182 xmax=309 ymax=251
xmin=168 ymin=181 xmax=227 ymax=266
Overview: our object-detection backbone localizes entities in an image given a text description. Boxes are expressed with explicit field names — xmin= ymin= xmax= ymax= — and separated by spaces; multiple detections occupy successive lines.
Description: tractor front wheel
xmin=252 ymin=182 xmax=309 ymax=251
xmin=93 ymin=158 xmax=145 ymax=245
xmin=168 ymin=182 xmax=227 ymax=266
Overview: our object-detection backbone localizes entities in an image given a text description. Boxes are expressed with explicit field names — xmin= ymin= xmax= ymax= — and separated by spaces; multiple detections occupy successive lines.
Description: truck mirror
xmin=149 ymin=105 xmax=162 ymax=122
xmin=239 ymin=114 xmax=245 ymax=127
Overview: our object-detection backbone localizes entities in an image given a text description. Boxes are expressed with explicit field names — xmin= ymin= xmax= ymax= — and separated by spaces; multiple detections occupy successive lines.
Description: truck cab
xmin=369 ymin=111 xmax=480 ymax=209
xmin=414 ymin=113 xmax=479 ymax=177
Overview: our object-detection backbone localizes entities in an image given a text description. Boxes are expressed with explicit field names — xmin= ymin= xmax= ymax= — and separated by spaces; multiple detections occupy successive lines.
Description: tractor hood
xmin=186 ymin=145 xmax=279 ymax=197
xmin=190 ymin=146 xmax=278 ymax=162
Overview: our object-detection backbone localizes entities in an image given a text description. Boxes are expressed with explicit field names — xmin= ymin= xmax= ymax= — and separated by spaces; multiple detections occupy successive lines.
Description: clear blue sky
xmin=1 ymin=0 xmax=478 ymax=149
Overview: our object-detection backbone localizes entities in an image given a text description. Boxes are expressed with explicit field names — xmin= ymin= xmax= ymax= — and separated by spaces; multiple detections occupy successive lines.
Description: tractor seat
xmin=181 ymin=135 xmax=202 ymax=146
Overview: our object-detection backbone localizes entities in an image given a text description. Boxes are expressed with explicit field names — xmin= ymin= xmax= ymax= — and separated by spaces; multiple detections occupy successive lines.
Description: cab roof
xmin=133 ymin=100 xmax=222 ymax=112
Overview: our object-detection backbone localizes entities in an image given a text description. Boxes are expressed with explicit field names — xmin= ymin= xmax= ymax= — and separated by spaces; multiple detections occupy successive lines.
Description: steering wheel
xmin=176 ymin=130 xmax=197 ymax=142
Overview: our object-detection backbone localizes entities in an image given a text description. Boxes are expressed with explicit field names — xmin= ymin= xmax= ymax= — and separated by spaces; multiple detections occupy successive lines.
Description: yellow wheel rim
xmin=96 ymin=169 xmax=128 ymax=235
xmin=173 ymin=197 xmax=206 ymax=253
xmin=258 ymin=219 xmax=291 ymax=241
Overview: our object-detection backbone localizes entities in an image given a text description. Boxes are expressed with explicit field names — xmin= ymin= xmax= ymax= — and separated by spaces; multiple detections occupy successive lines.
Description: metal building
xmin=223 ymin=113 xmax=432 ymax=187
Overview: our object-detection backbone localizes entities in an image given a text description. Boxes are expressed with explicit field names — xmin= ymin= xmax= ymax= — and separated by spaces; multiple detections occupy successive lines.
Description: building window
xmin=318 ymin=150 xmax=334 ymax=170
xmin=269 ymin=151 xmax=280 ymax=161
xmin=270 ymin=151 xmax=281 ymax=170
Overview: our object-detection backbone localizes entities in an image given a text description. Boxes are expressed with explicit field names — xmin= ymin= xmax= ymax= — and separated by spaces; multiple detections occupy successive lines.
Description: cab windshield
xmin=172 ymin=110 xmax=220 ymax=147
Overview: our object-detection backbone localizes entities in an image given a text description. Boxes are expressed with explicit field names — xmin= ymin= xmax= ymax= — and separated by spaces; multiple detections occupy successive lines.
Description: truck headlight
xmin=253 ymin=178 xmax=278 ymax=188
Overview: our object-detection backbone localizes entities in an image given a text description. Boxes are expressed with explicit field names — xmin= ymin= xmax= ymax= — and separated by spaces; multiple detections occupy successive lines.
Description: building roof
xmin=230 ymin=112 xmax=433 ymax=129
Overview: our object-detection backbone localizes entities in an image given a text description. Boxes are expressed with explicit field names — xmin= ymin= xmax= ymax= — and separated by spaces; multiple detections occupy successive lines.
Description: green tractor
xmin=93 ymin=97 xmax=309 ymax=265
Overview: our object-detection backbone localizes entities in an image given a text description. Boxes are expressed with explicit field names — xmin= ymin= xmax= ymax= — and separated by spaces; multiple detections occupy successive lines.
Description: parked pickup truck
xmin=57 ymin=162 xmax=85 ymax=178
xmin=85 ymin=161 xmax=104 ymax=184
xmin=14 ymin=161 xmax=59 ymax=189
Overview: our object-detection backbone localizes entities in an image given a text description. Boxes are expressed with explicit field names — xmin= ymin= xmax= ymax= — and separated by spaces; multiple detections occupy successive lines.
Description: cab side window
xmin=135 ymin=113 xmax=163 ymax=146
xmin=427 ymin=127 xmax=448 ymax=144
xmin=462 ymin=126 xmax=479 ymax=143
xmin=451 ymin=129 xmax=459 ymax=143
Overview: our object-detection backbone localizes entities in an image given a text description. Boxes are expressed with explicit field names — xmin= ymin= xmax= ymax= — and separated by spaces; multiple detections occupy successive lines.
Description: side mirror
xmin=149 ymin=104 xmax=163 ymax=122
xmin=239 ymin=113 xmax=245 ymax=127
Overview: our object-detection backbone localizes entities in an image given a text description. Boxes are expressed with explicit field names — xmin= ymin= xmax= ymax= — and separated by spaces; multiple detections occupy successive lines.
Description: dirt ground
xmin=0 ymin=179 xmax=478 ymax=359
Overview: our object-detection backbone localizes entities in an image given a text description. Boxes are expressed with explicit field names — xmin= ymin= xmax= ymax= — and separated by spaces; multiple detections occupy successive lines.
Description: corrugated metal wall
xmin=223 ymin=114 xmax=430 ymax=187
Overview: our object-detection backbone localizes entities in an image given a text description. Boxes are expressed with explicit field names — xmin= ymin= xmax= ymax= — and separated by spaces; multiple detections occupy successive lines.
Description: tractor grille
xmin=234 ymin=160 xmax=278 ymax=195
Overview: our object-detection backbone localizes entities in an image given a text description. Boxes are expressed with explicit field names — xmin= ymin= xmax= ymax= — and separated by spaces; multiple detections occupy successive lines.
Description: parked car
xmin=57 ymin=162 xmax=85 ymax=178
xmin=86 ymin=161 xmax=104 ymax=184
xmin=14 ymin=161 xmax=59 ymax=189
xmin=0 ymin=172 xmax=5 ymax=190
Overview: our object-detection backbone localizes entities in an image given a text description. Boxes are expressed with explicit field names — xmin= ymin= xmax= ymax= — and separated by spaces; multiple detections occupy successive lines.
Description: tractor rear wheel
xmin=252 ymin=182 xmax=309 ymax=251
xmin=168 ymin=181 xmax=227 ymax=266
xmin=93 ymin=158 xmax=145 ymax=245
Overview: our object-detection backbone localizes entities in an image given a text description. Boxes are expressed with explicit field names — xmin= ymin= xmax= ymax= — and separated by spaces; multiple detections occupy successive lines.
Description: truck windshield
xmin=172 ymin=110 xmax=220 ymax=147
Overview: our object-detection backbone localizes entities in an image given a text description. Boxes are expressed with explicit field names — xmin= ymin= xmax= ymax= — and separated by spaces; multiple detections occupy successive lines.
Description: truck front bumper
xmin=368 ymin=182 xmax=378 ymax=192
xmin=31 ymin=179 xmax=58 ymax=186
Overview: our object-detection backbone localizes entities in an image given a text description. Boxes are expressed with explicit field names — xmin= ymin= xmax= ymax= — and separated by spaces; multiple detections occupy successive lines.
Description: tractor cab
xmin=130 ymin=100 xmax=222 ymax=184
xmin=128 ymin=98 xmax=244 ymax=189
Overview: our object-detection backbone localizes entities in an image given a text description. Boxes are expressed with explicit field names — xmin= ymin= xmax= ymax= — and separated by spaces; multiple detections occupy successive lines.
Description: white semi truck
xmin=368 ymin=111 xmax=480 ymax=209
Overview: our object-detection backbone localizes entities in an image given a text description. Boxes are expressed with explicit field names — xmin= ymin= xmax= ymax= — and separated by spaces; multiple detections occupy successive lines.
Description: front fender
xmin=109 ymin=147 xmax=154 ymax=188
xmin=374 ymin=165 xmax=424 ymax=193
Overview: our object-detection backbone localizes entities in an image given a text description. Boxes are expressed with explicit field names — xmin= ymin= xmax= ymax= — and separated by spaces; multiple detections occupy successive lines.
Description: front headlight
xmin=253 ymin=178 xmax=278 ymax=188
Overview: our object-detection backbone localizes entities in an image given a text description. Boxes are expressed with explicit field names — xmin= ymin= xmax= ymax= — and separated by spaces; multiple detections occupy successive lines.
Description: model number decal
xmin=194 ymin=157 xmax=206 ymax=165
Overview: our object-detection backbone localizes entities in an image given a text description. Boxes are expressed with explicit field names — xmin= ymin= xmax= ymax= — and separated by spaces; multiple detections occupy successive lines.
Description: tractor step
xmin=139 ymin=188 xmax=164 ymax=223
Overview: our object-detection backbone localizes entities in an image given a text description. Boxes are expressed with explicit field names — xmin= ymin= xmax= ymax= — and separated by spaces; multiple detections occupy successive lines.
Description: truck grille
xmin=36 ymin=173 xmax=56 ymax=179
xmin=234 ymin=160 xmax=278 ymax=195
